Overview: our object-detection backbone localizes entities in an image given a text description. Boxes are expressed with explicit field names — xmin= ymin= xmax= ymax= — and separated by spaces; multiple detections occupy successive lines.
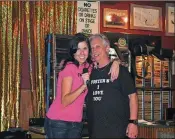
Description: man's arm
xmin=126 ymin=93 xmax=138 ymax=138
xmin=129 ymin=93 xmax=138 ymax=120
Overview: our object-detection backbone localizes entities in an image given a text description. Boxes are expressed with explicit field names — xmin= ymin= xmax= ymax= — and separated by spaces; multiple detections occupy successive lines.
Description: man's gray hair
xmin=89 ymin=34 xmax=110 ymax=47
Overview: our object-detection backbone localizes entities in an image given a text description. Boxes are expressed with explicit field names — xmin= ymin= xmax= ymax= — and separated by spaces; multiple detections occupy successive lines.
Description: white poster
xmin=168 ymin=6 xmax=174 ymax=33
xmin=77 ymin=1 xmax=100 ymax=34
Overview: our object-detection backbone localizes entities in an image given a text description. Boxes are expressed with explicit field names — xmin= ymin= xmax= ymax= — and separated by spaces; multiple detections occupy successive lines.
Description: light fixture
xmin=106 ymin=15 xmax=112 ymax=22
xmin=122 ymin=16 xmax=128 ymax=23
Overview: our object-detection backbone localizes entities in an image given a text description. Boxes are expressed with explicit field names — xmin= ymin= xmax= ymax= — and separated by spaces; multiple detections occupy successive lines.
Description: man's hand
xmin=126 ymin=123 xmax=138 ymax=138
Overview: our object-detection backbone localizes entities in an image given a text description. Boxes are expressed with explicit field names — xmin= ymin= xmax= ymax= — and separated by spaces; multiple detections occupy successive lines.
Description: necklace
xmin=96 ymin=62 xmax=111 ymax=72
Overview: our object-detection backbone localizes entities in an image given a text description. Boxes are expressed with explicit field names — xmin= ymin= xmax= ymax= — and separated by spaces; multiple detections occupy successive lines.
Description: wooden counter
xmin=138 ymin=123 xmax=175 ymax=138
xmin=29 ymin=123 xmax=175 ymax=139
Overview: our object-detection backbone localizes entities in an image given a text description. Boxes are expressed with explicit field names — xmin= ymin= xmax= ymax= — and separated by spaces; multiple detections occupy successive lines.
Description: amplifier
xmin=0 ymin=128 xmax=31 ymax=139
xmin=29 ymin=118 xmax=45 ymax=127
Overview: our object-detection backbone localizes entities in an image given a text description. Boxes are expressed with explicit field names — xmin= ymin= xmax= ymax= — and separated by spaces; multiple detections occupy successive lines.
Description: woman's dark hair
xmin=61 ymin=33 xmax=92 ymax=70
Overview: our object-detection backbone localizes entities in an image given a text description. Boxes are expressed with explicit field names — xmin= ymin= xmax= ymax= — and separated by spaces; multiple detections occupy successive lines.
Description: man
xmin=87 ymin=34 xmax=138 ymax=138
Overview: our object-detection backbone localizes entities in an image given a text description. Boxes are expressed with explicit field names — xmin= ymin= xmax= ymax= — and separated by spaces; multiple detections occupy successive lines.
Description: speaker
xmin=55 ymin=35 xmax=73 ymax=66
xmin=160 ymin=48 xmax=173 ymax=58
xmin=165 ymin=108 xmax=175 ymax=121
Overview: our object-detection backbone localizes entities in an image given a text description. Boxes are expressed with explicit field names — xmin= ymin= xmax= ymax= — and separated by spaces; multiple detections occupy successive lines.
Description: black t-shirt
xmin=87 ymin=62 xmax=136 ymax=138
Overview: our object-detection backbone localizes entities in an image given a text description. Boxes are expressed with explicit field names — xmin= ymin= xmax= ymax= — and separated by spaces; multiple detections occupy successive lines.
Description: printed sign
xmin=77 ymin=1 xmax=100 ymax=34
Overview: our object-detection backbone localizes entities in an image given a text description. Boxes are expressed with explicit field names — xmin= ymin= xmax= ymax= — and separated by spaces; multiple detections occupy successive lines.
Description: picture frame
xmin=165 ymin=3 xmax=175 ymax=36
xmin=103 ymin=8 xmax=128 ymax=29
xmin=130 ymin=4 xmax=162 ymax=31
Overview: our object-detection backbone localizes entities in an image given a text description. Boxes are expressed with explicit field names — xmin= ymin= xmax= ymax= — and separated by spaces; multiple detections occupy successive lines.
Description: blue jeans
xmin=44 ymin=117 xmax=83 ymax=139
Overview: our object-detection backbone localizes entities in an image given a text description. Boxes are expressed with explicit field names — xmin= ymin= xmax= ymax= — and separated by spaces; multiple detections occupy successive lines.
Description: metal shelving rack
xmin=104 ymin=32 xmax=174 ymax=121
xmin=45 ymin=34 xmax=73 ymax=112
xmin=135 ymin=55 xmax=173 ymax=121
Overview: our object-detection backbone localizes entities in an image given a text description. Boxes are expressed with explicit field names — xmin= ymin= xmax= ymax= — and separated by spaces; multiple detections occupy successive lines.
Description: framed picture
xmin=165 ymin=3 xmax=175 ymax=36
xmin=103 ymin=8 xmax=128 ymax=29
xmin=130 ymin=4 xmax=162 ymax=31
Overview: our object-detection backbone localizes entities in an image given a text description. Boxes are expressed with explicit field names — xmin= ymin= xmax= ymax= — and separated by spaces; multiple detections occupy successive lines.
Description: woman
xmin=44 ymin=33 xmax=119 ymax=138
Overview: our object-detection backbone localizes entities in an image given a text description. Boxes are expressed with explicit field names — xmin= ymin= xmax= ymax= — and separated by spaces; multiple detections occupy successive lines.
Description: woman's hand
xmin=108 ymin=60 xmax=120 ymax=82
xmin=81 ymin=73 xmax=90 ymax=86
